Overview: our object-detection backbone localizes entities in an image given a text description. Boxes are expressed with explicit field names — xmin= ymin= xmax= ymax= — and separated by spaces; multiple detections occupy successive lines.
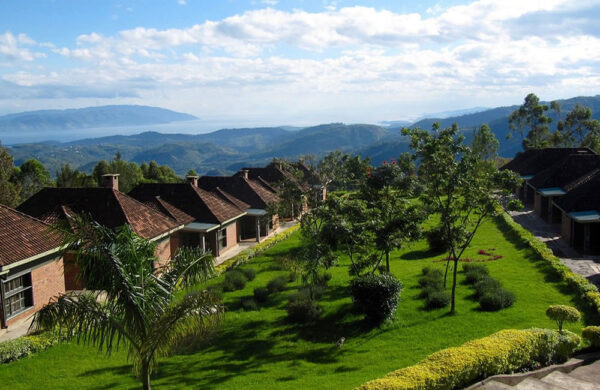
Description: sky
xmin=1 ymin=0 xmax=600 ymax=126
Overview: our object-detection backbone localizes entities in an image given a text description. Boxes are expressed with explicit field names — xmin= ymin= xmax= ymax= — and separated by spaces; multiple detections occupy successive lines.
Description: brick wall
xmin=63 ymin=251 xmax=82 ymax=290
xmin=6 ymin=256 xmax=65 ymax=327
xmin=220 ymin=222 xmax=239 ymax=255
xmin=154 ymin=237 xmax=172 ymax=269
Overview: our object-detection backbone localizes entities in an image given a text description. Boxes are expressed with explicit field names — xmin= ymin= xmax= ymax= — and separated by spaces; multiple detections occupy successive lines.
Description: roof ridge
xmin=0 ymin=202 xmax=55 ymax=228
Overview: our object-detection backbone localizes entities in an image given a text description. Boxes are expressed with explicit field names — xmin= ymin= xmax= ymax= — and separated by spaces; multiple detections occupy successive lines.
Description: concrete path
xmin=0 ymin=315 xmax=33 ymax=343
xmin=214 ymin=218 xmax=298 ymax=266
xmin=510 ymin=208 xmax=600 ymax=288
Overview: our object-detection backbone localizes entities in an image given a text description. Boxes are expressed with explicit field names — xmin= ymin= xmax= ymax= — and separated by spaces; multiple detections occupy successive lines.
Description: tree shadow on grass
xmin=400 ymin=248 xmax=442 ymax=260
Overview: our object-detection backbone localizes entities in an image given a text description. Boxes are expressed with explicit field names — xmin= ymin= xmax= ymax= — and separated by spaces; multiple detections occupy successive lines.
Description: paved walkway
xmin=510 ymin=208 xmax=600 ymax=287
xmin=214 ymin=219 xmax=298 ymax=266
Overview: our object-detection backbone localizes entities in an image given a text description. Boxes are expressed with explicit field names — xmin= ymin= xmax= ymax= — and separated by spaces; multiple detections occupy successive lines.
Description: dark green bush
xmin=241 ymin=267 xmax=256 ymax=281
xmin=253 ymin=287 xmax=270 ymax=303
xmin=223 ymin=270 xmax=247 ymax=291
xmin=350 ymin=273 xmax=403 ymax=323
xmin=479 ymin=288 xmax=516 ymax=311
xmin=286 ymin=299 xmax=323 ymax=323
xmin=425 ymin=289 xmax=451 ymax=309
xmin=464 ymin=264 xmax=489 ymax=285
xmin=418 ymin=270 xmax=444 ymax=289
xmin=288 ymin=271 xmax=298 ymax=282
xmin=206 ymin=284 xmax=224 ymax=300
xmin=317 ymin=272 xmax=332 ymax=286
xmin=473 ymin=277 xmax=502 ymax=298
xmin=426 ymin=226 xmax=451 ymax=253
xmin=290 ymin=286 xmax=324 ymax=303
xmin=267 ymin=275 xmax=288 ymax=293
xmin=241 ymin=297 xmax=258 ymax=311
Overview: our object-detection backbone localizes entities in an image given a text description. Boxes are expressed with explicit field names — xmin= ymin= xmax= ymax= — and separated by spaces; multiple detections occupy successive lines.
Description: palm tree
xmin=31 ymin=219 xmax=223 ymax=390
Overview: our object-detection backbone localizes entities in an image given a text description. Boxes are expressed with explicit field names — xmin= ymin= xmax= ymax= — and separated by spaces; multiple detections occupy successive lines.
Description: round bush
xmin=253 ymin=287 xmax=270 ymax=303
xmin=473 ymin=277 xmax=502 ymax=299
xmin=350 ymin=273 xmax=403 ymax=323
xmin=582 ymin=326 xmax=600 ymax=348
xmin=464 ymin=265 xmax=489 ymax=285
xmin=546 ymin=305 xmax=581 ymax=332
xmin=207 ymin=284 xmax=224 ymax=300
xmin=286 ymin=299 xmax=323 ymax=323
xmin=555 ymin=330 xmax=581 ymax=362
xmin=425 ymin=289 xmax=451 ymax=309
xmin=479 ymin=288 xmax=516 ymax=311
xmin=267 ymin=275 xmax=288 ymax=293
xmin=241 ymin=297 xmax=258 ymax=311
xmin=223 ymin=270 xmax=247 ymax=291
xmin=418 ymin=271 xmax=444 ymax=289
xmin=241 ymin=268 xmax=256 ymax=281
xmin=426 ymin=227 xmax=451 ymax=253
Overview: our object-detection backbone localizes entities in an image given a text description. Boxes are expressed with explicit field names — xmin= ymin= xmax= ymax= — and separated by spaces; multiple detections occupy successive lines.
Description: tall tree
xmin=92 ymin=154 xmax=143 ymax=192
xmin=472 ymin=124 xmax=499 ymax=161
xmin=56 ymin=164 xmax=96 ymax=188
xmin=31 ymin=220 xmax=223 ymax=390
xmin=17 ymin=159 xmax=53 ymax=201
xmin=564 ymin=104 xmax=596 ymax=145
xmin=508 ymin=93 xmax=551 ymax=149
xmin=0 ymin=142 xmax=20 ymax=207
xmin=403 ymin=123 xmax=520 ymax=313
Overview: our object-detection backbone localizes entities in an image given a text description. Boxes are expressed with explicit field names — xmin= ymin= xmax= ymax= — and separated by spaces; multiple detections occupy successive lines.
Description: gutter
xmin=149 ymin=224 xmax=185 ymax=242
xmin=0 ymin=245 xmax=64 ymax=273
xmin=219 ymin=212 xmax=247 ymax=227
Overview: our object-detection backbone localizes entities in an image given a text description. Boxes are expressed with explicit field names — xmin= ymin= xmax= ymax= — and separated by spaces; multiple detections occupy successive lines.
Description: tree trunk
xmin=385 ymin=251 xmax=390 ymax=273
xmin=142 ymin=360 xmax=151 ymax=390
xmin=450 ymin=257 xmax=458 ymax=314
xmin=443 ymin=258 xmax=450 ymax=288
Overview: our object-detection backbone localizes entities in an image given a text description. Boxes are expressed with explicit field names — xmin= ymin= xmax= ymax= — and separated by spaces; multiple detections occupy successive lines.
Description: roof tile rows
xmin=197 ymin=176 xmax=279 ymax=209
xmin=0 ymin=204 xmax=62 ymax=267
xmin=17 ymin=187 xmax=181 ymax=240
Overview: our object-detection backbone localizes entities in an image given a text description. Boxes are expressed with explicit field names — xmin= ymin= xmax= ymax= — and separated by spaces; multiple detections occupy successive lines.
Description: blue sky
xmin=1 ymin=0 xmax=600 ymax=126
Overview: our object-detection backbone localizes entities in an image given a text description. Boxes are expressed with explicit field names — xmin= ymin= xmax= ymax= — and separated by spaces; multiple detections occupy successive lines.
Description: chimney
xmin=278 ymin=163 xmax=283 ymax=170
xmin=102 ymin=174 xmax=120 ymax=191
xmin=241 ymin=169 xmax=249 ymax=179
xmin=186 ymin=175 xmax=199 ymax=187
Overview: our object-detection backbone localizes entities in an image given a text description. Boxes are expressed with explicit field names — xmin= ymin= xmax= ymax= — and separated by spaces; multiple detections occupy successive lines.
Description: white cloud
xmin=0 ymin=32 xmax=45 ymax=64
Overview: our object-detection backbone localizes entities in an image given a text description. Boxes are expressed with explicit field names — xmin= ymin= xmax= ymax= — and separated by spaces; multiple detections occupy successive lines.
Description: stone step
xmin=541 ymin=371 xmax=600 ymax=390
xmin=480 ymin=380 xmax=514 ymax=389
xmin=571 ymin=361 xmax=600 ymax=384
xmin=514 ymin=377 xmax=566 ymax=390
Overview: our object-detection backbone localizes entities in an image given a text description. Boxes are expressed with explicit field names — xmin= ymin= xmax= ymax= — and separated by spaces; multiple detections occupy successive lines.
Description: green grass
xmin=0 ymin=216 xmax=587 ymax=389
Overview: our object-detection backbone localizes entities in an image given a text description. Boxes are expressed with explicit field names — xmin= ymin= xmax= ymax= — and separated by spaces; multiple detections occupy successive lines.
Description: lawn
xmin=0 ymin=215 xmax=588 ymax=390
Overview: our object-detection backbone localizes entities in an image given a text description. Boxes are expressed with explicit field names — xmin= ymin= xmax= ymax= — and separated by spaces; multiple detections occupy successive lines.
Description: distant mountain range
xmin=5 ymin=95 xmax=600 ymax=177
xmin=0 ymin=105 xmax=196 ymax=133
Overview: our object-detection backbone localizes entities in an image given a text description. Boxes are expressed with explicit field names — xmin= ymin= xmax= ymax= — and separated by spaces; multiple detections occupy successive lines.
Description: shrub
xmin=286 ymin=298 xmax=323 ymax=323
xmin=241 ymin=297 xmax=258 ymax=311
xmin=350 ymin=273 xmax=403 ymax=323
xmin=425 ymin=289 xmax=451 ymax=309
xmin=290 ymin=286 xmax=324 ymax=303
xmin=206 ymin=284 xmax=224 ymax=300
xmin=357 ymin=328 xmax=579 ymax=390
xmin=473 ymin=276 xmax=502 ymax=299
xmin=426 ymin=226 xmax=451 ymax=253
xmin=479 ymin=288 xmax=516 ymax=311
xmin=240 ymin=268 xmax=256 ymax=281
xmin=0 ymin=332 xmax=59 ymax=364
xmin=267 ymin=275 xmax=288 ymax=293
xmin=223 ymin=270 xmax=247 ymax=291
xmin=288 ymin=271 xmax=298 ymax=282
xmin=546 ymin=305 xmax=581 ymax=332
xmin=317 ymin=272 xmax=332 ymax=286
xmin=418 ymin=270 xmax=444 ymax=289
xmin=253 ymin=287 xmax=270 ymax=303
xmin=463 ymin=264 xmax=489 ymax=284
xmin=582 ymin=326 xmax=600 ymax=347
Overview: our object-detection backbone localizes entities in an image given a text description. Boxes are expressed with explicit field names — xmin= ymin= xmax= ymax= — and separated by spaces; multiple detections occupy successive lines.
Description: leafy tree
xmin=564 ymin=104 xmax=597 ymax=145
xmin=16 ymin=159 xmax=53 ymax=201
xmin=56 ymin=164 xmax=96 ymax=188
xmin=508 ymin=93 xmax=552 ymax=149
xmin=92 ymin=154 xmax=143 ymax=193
xmin=142 ymin=161 xmax=181 ymax=183
xmin=472 ymin=124 xmax=499 ymax=161
xmin=31 ymin=219 xmax=223 ymax=390
xmin=403 ymin=123 xmax=520 ymax=313
xmin=186 ymin=169 xmax=198 ymax=177
xmin=318 ymin=151 xmax=371 ymax=191
xmin=0 ymin=142 xmax=20 ymax=207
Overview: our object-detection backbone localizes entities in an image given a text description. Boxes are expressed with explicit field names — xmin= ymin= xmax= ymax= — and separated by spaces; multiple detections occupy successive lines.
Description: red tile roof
xmin=198 ymin=176 xmax=279 ymax=209
xmin=129 ymin=183 xmax=246 ymax=224
xmin=0 ymin=204 xmax=62 ymax=267
xmin=17 ymin=187 xmax=181 ymax=240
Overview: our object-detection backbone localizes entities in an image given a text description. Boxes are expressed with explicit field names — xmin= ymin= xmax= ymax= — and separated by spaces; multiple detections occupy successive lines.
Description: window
xmin=3 ymin=273 xmax=33 ymax=319
xmin=218 ymin=228 xmax=227 ymax=250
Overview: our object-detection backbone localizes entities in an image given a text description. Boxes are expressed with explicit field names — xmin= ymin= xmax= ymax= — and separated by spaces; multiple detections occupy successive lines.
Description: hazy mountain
xmin=0 ymin=105 xmax=197 ymax=132
xmin=414 ymin=107 xmax=490 ymax=122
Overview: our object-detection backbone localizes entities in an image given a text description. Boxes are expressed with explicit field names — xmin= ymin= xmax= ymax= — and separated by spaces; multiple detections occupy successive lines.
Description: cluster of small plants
xmin=418 ymin=267 xmax=450 ymax=309
xmin=221 ymin=267 xmax=256 ymax=292
xmin=285 ymin=273 xmax=331 ymax=323
xmin=239 ymin=273 xmax=293 ymax=312
xmin=350 ymin=273 xmax=402 ymax=323
xmin=463 ymin=264 xmax=515 ymax=311
xmin=426 ymin=226 xmax=451 ymax=253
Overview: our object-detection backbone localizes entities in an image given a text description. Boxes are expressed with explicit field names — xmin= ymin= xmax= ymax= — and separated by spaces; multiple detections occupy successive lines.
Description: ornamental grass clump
xmin=546 ymin=305 xmax=581 ymax=332
xmin=222 ymin=270 xmax=247 ymax=292
xmin=418 ymin=267 xmax=449 ymax=309
xmin=463 ymin=264 xmax=515 ymax=311
xmin=350 ymin=273 xmax=402 ymax=323
xmin=253 ymin=287 xmax=270 ymax=303
xmin=267 ymin=275 xmax=288 ymax=293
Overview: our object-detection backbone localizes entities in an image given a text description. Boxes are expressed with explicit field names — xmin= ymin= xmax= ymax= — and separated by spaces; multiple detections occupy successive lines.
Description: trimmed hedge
xmin=496 ymin=210 xmax=600 ymax=316
xmin=215 ymin=224 xmax=300 ymax=274
xmin=0 ymin=332 xmax=60 ymax=364
xmin=357 ymin=328 xmax=580 ymax=390
xmin=582 ymin=326 xmax=600 ymax=347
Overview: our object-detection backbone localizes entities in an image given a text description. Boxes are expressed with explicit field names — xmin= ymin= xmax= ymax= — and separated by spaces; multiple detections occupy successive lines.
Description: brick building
xmin=0 ymin=205 xmax=65 ymax=329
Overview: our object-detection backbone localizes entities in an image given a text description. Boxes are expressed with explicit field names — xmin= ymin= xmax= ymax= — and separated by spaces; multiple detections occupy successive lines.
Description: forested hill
xmin=0 ymin=105 xmax=196 ymax=132
xmin=405 ymin=95 xmax=600 ymax=157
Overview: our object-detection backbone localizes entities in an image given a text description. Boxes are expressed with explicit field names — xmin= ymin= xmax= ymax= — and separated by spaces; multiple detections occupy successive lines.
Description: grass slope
xmin=0 ymin=216 xmax=585 ymax=390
